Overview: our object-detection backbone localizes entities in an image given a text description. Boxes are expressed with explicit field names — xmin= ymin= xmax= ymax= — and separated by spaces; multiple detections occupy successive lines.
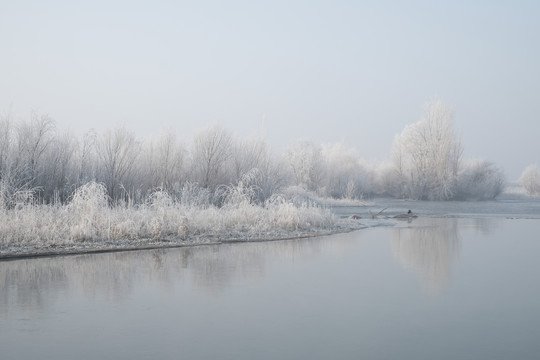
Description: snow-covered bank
xmin=0 ymin=229 xmax=344 ymax=260
xmin=1 ymin=183 xmax=391 ymax=260
xmin=0 ymin=215 xmax=383 ymax=260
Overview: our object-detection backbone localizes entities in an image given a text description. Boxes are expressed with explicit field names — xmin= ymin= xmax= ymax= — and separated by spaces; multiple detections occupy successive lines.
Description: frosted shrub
xmin=280 ymin=186 xmax=318 ymax=206
xmin=111 ymin=218 xmax=138 ymax=240
xmin=180 ymin=182 xmax=210 ymax=207
xmin=178 ymin=216 xmax=188 ymax=239
xmin=70 ymin=182 xmax=109 ymax=210
xmin=11 ymin=189 xmax=37 ymax=209
xmin=219 ymin=173 xmax=259 ymax=209
xmin=265 ymin=194 xmax=334 ymax=230
xmin=269 ymin=202 xmax=301 ymax=230
xmin=455 ymin=161 xmax=505 ymax=200
xmin=0 ymin=182 xmax=6 ymax=210
xmin=0 ymin=201 xmax=73 ymax=246
xmin=149 ymin=217 xmax=162 ymax=240
xmin=67 ymin=182 xmax=109 ymax=241
xmin=146 ymin=188 xmax=174 ymax=209
xmin=520 ymin=165 xmax=540 ymax=196
xmin=143 ymin=189 xmax=179 ymax=239
xmin=0 ymin=177 xmax=38 ymax=210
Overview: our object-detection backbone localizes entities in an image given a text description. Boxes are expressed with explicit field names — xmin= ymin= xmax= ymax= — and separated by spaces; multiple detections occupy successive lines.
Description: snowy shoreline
xmin=0 ymin=223 xmax=377 ymax=261
xmin=1 ymin=182 xmax=388 ymax=261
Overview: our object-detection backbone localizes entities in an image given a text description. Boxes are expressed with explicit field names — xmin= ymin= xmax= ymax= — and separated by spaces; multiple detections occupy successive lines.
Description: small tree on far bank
xmin=97 ymin=126 xmax=141 ymax=202
xmin=285 ymin=140 xmax=323 ymax=192
xmin=191 ymin=124 xmax=233 ymax=190
xmin=520 ymin=165 xmax=540 ymax=196
xmin=320 ymin=142 xmax=371 ymax=199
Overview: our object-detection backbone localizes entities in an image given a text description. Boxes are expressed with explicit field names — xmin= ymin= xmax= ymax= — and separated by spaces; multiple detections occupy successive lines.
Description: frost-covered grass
xmin=0 ymin=182 xmax=364 ymax=256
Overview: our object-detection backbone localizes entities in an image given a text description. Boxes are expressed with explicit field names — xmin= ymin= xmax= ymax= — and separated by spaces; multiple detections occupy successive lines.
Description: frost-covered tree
xmin=228 ymin=137 xmax=288 ymax=203
xmin=0 ymin=113 xmax=13 ymax=178
xmin=393 ymin=99 xmax=462 ymax=200
xmin=285 ymin=140 xmax=324 ymax=192
xmin=37 ymin=130 xmax=78 ymax=203
xmin=320 ymin=142 xmax=371 ymax=199
xmin=372 ymin=162 xmax=401 ymax=197
xmin=256 ymin=154 xmax=289 ymax=202
xmin=139 ymin=130 xmax=185 ymax=194
xmin=0 ymin=113 xmax=58 ymax=205
xmin=520 ymin=165 xmax=540 ymax=196
xmin=191 ymin=124 xmax=233 ymax=189
xmin=230 ymin=137 xmax=268 ymax=183
xmin=390 ymin=134 xmax=408 ymax=197
xmin=0 ymin=113 xmax=16 ymax=207
xmin=76 ymin=129 xmax=98 ymax=187
xmin=15 ymin=113 xmax=56 ymax=187
xmin=97 ymin=125 xmax=141 ymax=201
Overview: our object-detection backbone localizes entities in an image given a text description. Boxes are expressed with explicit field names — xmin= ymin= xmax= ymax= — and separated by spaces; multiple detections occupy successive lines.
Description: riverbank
xmin=1 ymin=182 xmax=395 ymax=260
xmin=0 ymin=219 xmax=396 ymax=260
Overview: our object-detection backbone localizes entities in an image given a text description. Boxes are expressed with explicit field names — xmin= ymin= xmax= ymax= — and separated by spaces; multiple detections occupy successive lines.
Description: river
xmin=1 ymin=202 xmax=540 ymax=359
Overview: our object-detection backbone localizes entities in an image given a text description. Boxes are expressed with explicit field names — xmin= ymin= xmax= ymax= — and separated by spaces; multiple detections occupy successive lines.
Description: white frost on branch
xmin=392 ymin=99 xmax=463 ymax=200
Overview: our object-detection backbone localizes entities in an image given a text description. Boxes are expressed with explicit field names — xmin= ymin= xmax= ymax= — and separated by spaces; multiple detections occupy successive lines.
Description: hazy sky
xmin=1 ymin=0 xmax=539 ymax=179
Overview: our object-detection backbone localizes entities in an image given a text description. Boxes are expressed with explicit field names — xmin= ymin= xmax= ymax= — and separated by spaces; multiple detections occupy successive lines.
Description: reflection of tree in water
xmin=0 ymin=261 xmax=68 ymax=317
xmin=0 ymin=236 xmax=343 ymax=314
xmin=0 ymin=252 xmax=169 ymax=317
xmin=390 ymin=217 xmax=497 ymax=294
xmin=187 ymin=244 xmax=266 ymax=295
xmin=391 ymin=218 xmax=461 ymax=294
xmin=169 ymin=238 xmax=334 ymax=296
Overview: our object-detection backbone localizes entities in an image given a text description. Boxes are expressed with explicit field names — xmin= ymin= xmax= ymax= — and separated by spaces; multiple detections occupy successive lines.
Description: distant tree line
xmin=0 ymin=100 xmax=512 ymax=208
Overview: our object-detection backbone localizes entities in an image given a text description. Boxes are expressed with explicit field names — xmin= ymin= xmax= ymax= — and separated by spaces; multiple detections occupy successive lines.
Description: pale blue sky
xmin=1 ymin=0 xmax=539 ymax=179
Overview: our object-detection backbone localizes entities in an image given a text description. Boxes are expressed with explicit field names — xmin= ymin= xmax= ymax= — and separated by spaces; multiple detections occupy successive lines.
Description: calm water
xmin=1 ymin=217 xmax=540 ymax=360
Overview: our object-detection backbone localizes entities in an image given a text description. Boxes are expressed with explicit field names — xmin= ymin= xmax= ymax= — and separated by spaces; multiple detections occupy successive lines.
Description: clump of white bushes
xmin=454 ymin=160 xmax=505 ymax=200
xmin=0 ymin=181 xmax=339 ymax=249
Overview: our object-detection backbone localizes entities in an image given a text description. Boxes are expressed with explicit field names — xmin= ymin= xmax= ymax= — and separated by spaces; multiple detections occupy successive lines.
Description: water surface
xmin=1 ymin=217 xmax=539 ymax=359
